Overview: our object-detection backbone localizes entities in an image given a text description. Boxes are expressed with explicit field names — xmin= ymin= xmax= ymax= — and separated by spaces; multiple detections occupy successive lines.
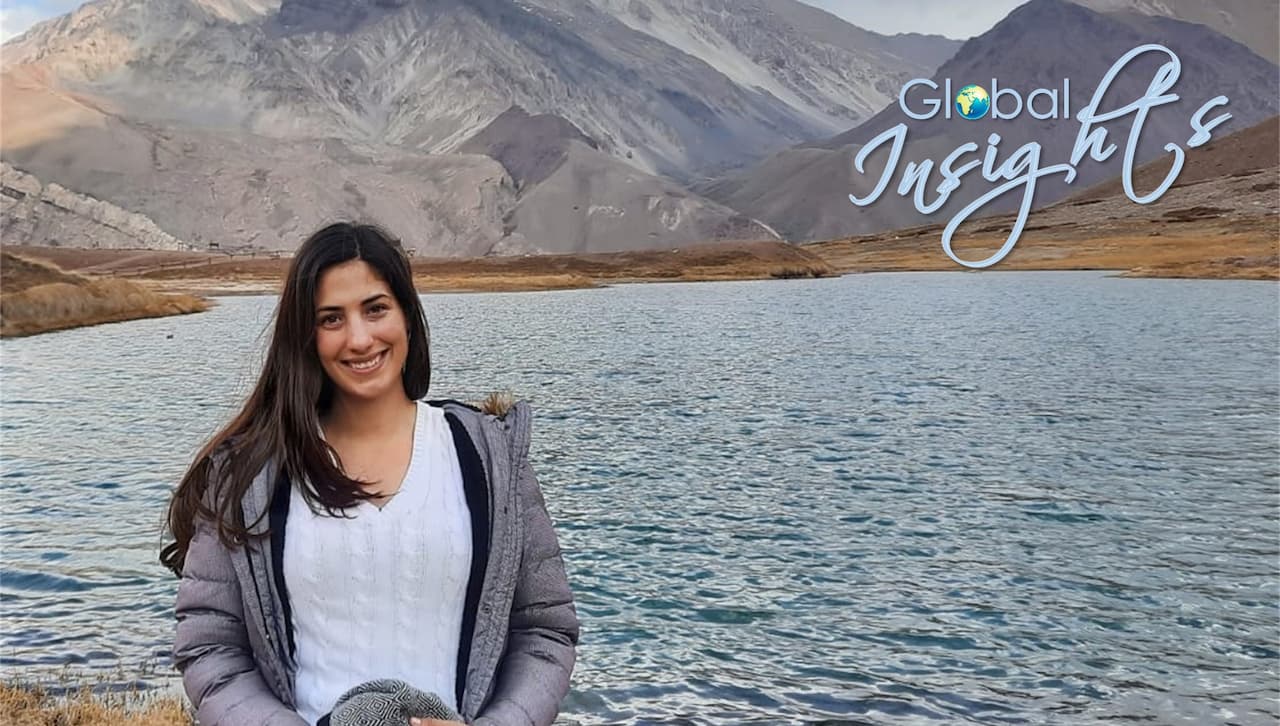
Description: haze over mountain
xmin=699 ymin=0 xmax=1279 ymax=242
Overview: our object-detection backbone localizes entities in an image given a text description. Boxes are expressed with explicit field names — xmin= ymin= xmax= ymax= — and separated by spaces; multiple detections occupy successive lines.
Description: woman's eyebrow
xmin=315 ymin=293 xmax=390 ymax=313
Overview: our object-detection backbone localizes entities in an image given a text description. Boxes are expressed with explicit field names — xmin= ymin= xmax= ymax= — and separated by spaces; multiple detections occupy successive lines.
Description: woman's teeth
xmin=349 ymin=351 xmax=385 ymax=371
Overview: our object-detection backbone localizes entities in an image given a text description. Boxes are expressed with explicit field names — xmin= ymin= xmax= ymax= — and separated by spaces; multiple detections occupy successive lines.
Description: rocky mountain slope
xmin=2 ymin=0 xmax=954 ymax=179
xmin=1 ymin=67 xmax=522 ymax=254
xmin=459 ymin=107 xmax=775 ymax=253
xmin=700 ymin=0 xmax=1279 ymax=242
xmin=584 ymin=0 xmax=958 ymax=139
xmin=1 ymin=0 xmax=960 ymax=253
xmin=1074 ymin=0 xmax=1279 ymax=63
xmin=1 ymin=162 xmax=190 ymax=251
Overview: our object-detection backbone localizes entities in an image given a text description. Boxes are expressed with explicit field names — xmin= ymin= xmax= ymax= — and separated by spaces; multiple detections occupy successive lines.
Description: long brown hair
xmin=160 ymin=222 xmax=431 ymax=575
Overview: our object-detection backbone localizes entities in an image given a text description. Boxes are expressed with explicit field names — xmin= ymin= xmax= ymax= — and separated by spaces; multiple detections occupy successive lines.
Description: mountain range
xmin=0 ymin=0 xmax=1275 ymax=255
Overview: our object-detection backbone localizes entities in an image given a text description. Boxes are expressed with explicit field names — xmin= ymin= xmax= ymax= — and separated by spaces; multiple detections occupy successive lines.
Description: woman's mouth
xmin=344 ymin=350 xmax=388 ymax=375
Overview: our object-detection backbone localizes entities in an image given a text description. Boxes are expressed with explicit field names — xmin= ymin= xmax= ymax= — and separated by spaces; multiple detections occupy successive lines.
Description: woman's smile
xmin=344 ymin=349 xmax=389 ymax=374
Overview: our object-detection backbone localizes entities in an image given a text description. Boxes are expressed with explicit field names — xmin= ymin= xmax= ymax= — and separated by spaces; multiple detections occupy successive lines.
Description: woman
xmin=161 ymin=222 xmax=579 ymax=726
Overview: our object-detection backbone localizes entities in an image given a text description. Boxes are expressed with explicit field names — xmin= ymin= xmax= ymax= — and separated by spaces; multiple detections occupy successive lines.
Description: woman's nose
xmin=347 ymin=317 xmax=374 ymax=349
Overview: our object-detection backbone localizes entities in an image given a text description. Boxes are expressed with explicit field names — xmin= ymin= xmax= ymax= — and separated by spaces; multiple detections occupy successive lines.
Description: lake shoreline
xmin=9 ymin=223 xmax=1276 ymax=296
xmin=10 ymin=244 xmax=1276 ymax=301
xmin=2 ymin=229 xmax=1274 ymax=336
xmin=133 ymin=267 xmax=1280 ymax=299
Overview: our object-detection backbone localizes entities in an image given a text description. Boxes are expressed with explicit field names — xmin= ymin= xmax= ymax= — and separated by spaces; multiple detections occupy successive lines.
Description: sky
xmin=804 ymin=0 xmax=1030 ymax=38
xmin=0 ymin=0 xmax=1032 ymax=43
xmin=0 ymin=0 xmax=80 ymax=42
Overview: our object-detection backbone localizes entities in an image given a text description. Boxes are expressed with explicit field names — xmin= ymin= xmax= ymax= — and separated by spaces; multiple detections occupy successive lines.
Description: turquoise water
xmin=2 ymin=272 xmax=1277 ymax=724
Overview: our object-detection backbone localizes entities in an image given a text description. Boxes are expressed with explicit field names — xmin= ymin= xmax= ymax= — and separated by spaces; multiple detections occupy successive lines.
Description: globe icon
xmin=955 ymin=84 xmax=990 ymax=120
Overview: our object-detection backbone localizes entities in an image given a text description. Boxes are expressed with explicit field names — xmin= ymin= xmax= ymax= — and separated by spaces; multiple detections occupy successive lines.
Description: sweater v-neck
xmin=316 ymin=401 xmax=425 ymax=516
xmin=358 ymin=401 xmax=425 ymax=515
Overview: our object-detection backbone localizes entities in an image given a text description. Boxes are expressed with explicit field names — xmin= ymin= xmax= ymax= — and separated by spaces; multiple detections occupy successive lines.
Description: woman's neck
xmin=323 ymin=393 xmax=416 ymax=442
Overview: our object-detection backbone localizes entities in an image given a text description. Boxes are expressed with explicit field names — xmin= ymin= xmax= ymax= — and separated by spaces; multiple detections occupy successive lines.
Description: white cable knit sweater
xmin=284 ymin=402 xmax=472 ymax=725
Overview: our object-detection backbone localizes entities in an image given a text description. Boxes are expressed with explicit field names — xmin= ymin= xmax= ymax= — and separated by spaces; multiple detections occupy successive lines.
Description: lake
xmin=2 ymin=272 xmax=1277 ymax=724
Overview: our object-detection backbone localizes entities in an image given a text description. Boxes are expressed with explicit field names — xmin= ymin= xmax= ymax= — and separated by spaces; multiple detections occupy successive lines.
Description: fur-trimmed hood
xmin=474 ymin=391 xmax=518 ymax=418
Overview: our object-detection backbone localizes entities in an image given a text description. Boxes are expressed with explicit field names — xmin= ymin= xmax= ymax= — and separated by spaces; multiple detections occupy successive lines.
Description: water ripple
xmin=1 ymin=273 xmax=1277 ymax=724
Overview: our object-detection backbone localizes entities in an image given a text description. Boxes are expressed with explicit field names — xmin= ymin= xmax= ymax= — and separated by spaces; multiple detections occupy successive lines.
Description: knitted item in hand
xmin=318 ymin=679 xmax=463 ymax=726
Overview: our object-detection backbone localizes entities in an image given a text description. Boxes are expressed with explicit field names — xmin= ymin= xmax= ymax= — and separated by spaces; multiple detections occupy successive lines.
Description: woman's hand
xmin=408 ymin=719 xmax=458 ymax=726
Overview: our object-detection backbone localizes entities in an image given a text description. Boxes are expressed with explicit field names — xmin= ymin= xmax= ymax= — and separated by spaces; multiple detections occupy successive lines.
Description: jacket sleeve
xmin=473 ymin=456 xmax=581 ymax=726
xmin=173 ymin=509 xmax=307 ymax=726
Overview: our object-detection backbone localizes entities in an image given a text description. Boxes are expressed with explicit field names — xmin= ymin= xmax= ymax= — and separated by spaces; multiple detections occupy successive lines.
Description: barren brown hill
xmin=2 ymin=251 xmax=85 ymax=292
xmin=1073 ymin=115 xmax=1280 ymax=200
xmin=804 ymin=115 xmax=1279 ymax=281
xmin=0 ymin=251 xmax=211 ymax=337
xmin=0 ymin=0 xmax=958 ymax=256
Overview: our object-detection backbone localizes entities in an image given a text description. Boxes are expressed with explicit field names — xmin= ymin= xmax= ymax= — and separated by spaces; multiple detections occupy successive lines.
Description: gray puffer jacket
xmin=172 ymin=400 xmax=580 ymax=725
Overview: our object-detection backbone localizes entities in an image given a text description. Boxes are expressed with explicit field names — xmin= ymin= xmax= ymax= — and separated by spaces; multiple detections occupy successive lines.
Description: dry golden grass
xmin=414 ymin=273 xmax=597 ymax=292
xmin=0 ymin=252 xmax=212 ymax=337
xmin=422 ymin=241 xmax=836 ymax=283
xmin=1121 ymin=255 xmax=1280 ymax=280
xmin=1 ymin=252 xmax=87 ymax=292
xmin=808 ymin=228 xmax=1279 ymax=280
xmin=8 ymin=240 xmax=835 ymax=296
xmin=0 ymin=684 xmax=191 ymax=726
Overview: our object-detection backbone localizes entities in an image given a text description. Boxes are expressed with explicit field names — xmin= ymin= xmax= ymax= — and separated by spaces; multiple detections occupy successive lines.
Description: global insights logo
xmin=955 ymin=84 xmax=990 ymax=120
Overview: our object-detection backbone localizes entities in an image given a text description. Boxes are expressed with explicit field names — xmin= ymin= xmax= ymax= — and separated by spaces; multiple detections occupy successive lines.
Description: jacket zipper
xmin=245 ymin=544 xmax=293 ymax=705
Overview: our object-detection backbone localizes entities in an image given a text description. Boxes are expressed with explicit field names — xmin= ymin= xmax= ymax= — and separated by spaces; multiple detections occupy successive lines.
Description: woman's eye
xmin=368 ymin=304 xmax=390 ymax=316
xmin=319 ymin=314 xmax=341 ymax=327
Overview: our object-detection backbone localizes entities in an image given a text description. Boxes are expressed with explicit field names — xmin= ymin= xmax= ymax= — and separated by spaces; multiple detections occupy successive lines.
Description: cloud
xmin=1 ymin=5 xmax=48 ymax=42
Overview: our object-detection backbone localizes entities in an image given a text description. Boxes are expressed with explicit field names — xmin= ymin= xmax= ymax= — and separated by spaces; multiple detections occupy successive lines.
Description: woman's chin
xmin=332 ymin=374 xmax=399 ymax=403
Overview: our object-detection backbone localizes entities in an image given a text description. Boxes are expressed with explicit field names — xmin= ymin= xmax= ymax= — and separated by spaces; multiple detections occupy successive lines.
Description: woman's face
xmin=313 ymin=259 xmax=410 ymax=405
